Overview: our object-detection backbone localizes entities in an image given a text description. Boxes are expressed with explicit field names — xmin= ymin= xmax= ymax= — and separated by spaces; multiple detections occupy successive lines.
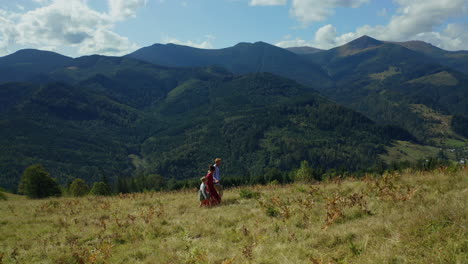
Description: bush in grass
xmin=263 ymin=168 xmax=285 ymax=184
xmin=266 ymin=206 xmax=279 ymax=217
xmin=69 ymin=178 xmax=90 ymax=197
xmin=239 ymin=189 xmax=261 ymax=199
xmin=269 ymin=180 xmax=280 ymax=186
xmin=90 ymin=182 xmax=112 ymax=196
xmin=18 ymin=164 xmax=61 ymax=198
xmin=294 ymin=160 xmax=315 ymax=183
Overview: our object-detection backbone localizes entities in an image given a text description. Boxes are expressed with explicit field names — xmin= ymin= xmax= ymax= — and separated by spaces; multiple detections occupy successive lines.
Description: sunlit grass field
xmin=1 ymin=168 xmax=467 ymax=264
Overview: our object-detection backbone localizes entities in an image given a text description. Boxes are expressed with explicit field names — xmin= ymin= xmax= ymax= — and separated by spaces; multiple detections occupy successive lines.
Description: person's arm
xmin=213 ymin=167 xmax=220 ymax=183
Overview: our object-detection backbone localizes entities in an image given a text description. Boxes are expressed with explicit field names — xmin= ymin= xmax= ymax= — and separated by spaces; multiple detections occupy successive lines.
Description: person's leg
xmin=215 ymin=185 xmax=223 ymax=199
xmin=211 ymin=196 xmax=218 ymax=206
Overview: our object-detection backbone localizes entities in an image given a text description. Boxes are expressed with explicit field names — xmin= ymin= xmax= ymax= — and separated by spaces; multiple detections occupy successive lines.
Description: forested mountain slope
xmin=0 ymin=56 xmax=407 ymax=190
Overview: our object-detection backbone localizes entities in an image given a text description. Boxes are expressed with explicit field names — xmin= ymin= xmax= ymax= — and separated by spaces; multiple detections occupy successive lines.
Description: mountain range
xmin=0 ymin=36 xmax=466 ymax=191
xmin=125 ymin=36 xmax=468 ymax=144
xmin=125 ymin=41 xmax=333 ymax=89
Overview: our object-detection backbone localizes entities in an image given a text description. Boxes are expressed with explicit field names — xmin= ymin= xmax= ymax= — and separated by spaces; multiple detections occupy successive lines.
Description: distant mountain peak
xmin=233 ymin=41 xmax=269 ymax=47
xmin=388 ymin=40 xmax=444 ymax=54
xmin=345 ymin=35 xmax=383 ymax=49
xmin=0 ymin=48 xmax=74 ymax=84
xmin=253 ymin=41 xmax=270 ymax=46
xmin=2 ymin=48 xmax=72 ymax=60
xmin=233 ymin=42 xmax=253 ymax=47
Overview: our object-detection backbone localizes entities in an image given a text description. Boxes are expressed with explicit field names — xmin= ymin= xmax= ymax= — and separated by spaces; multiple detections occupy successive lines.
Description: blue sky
xmin=0 ymin=0 xmax=467 ymax=57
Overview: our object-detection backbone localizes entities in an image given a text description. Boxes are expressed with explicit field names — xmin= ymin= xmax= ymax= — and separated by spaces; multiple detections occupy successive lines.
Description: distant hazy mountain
xmin=286 ymin=46 xmax=323 ymax=55
xmin=0 ymin=49 xmax=73 ymax=83
xmin=388 ymin=40 xmax=468 ymax=74
xmin=125 ymin=41 xmax=333 ymax=89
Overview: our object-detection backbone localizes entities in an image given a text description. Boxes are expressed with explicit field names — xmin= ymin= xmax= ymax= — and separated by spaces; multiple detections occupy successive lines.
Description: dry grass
xmin=1 ymin=168 xmax=467 ymax=264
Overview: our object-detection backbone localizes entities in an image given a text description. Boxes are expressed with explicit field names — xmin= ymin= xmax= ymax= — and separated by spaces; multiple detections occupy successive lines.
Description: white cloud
xmin=78 ymin=28 xmax=139 ymax=55
xmin=314 ymin=24 xmax=338 ymax=48
xmin=0 ymin=11 xmax=18 ymax=55
xmin=0 ymin=0 xmax=144 ymax=56
xmin=108 ymin=0 xmax=147 ymax=21
xmin=377 ymin=8 xmax=387 ymax=17
xmin=249 ymin=0 xmax=287 ymax=6
xmin=32 ymin=0 xmax=51 ymax=5
xmin=414 ymin=23 xmax=468 ymax=51
xmin=276 ymin=38 xmax=309 ymax=48
xmin=277 ymin=0 xmax=468 ymax=51
xmin=162 ymin=36 xmax=214 ymax=49
xmin=276 ymin=24 xmax=356 ymax=49
xmin=290 ymin=0 xmax=369 ymax=25
xmin=377 ymin=0 xmax=467 ymax=40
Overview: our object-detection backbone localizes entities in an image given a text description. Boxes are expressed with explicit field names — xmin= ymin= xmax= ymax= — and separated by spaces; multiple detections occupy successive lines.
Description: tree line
xmin=12 ymin=156 xmax=460 ymax=199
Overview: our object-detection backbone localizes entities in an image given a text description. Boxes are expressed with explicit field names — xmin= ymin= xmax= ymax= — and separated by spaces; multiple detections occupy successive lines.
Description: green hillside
xmin=0 ymin=82 xmax=139 ymax=189
xmin=303 ymin=36 xmax=468 ymax=144
xmin=390 ymin=40 xmax=468 ymax=74
xmin=126 ymin=37 xmax=468 ymax=147
xmin=0 ymin=57 xmax=407 ymax=191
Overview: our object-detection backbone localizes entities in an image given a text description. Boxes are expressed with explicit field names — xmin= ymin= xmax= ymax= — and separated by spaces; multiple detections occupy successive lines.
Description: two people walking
xmin=199 ymin=158 xmax=223 ymax=206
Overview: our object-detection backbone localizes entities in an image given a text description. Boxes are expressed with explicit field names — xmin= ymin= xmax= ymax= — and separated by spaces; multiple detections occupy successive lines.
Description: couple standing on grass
xmin=199 ymin=158 xmax=223 ymax=206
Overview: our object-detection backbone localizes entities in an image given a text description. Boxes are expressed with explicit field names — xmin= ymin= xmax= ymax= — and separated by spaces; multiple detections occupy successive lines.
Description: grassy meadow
xmin=1 ymin=168 xmax=467 ymax=264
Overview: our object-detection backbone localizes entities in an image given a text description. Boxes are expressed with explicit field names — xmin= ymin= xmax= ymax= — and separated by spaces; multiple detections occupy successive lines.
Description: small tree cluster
xmin=18 ymin=164 xmax=61 ymax=198
xmin=90 ymin=182 xmax=112 ymax=196
xmin=69 ymin=178 xmax=89 ymax=197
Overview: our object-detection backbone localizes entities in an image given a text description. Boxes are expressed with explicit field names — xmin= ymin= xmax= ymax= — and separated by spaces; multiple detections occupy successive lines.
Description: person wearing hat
xmin=213 ymin=158 xmax=223 ymax=200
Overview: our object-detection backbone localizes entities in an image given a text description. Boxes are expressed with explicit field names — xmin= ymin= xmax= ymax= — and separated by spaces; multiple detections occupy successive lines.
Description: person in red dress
xmin=205 ymin=165 xmax=220 ymax=205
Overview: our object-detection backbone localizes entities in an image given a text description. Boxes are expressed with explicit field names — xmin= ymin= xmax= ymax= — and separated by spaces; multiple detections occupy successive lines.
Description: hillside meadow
xmin=0 ymin=168 xmax=467 ymax=264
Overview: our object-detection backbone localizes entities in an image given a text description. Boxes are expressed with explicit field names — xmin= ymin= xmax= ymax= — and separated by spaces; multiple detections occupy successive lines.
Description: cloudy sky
xmin=0 ymin=0 xmax=467 ymax=57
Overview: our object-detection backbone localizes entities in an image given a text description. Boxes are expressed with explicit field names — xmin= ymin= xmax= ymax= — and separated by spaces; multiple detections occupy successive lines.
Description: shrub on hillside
xmin=294 ymin=160 xmax=316 ymax=183
xmin=0 ymin=187 xmax=6 ymax=200
xmin=263 ymin=168 xmax=287 ymax=184
xmin=239 ymin=189 xmax=261 ymax=199
xmin=90 ymin=182 xmax=112 ymax=196
xmin=69 ymin=178 xmax=90 ymax=197
xmin=18 ymin=164 xmax=61 ymax=198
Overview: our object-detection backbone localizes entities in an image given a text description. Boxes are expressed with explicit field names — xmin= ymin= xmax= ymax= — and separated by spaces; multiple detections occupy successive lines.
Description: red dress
xmin=206 ymin=172 xmax=220 ymax=204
